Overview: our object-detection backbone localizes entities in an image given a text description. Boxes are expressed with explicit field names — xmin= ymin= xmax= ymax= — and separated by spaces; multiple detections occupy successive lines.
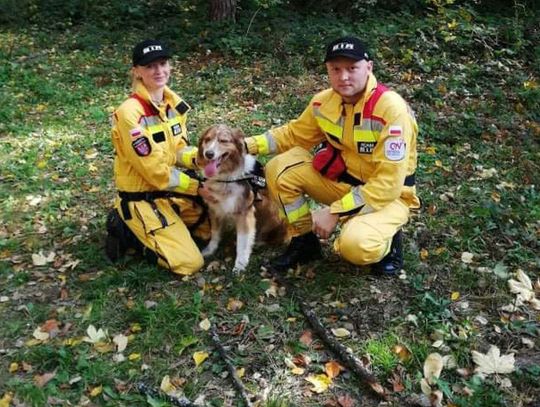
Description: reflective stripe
xmin=169 ymin=168 xmax=191 ymax=192
xmin=254 ymin=132 xmax=277 ymax=155
xmin=353 ymin=118 xmax=385 ymax=142
xmin=178 ymin=146 xmax=197 ymax=167
xmin=141 ymin=115 xmax=161 ymax=126
xmin=178 ymin=172 xmax=191 ymax=191
xmin=340 ymin=186 xmax=365 ymax=211
xmin=313 ymin=105 xmax=344 ymax=140
xmin=284 ymin=197 xmax=310 ymax=223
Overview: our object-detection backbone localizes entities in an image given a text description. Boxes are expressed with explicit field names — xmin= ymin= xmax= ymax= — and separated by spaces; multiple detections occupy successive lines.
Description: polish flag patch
xmin=129 ymin=127 xmax=142 ymax=139
xmin=389 ymin=125 xmax=402 ymax=136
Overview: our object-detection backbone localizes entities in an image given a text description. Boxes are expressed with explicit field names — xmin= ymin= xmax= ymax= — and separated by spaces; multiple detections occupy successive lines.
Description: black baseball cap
xmin=324 ymin=36 xmax=371 ymax=63
xmin=132 ymin=39 xmax=171 ymax=66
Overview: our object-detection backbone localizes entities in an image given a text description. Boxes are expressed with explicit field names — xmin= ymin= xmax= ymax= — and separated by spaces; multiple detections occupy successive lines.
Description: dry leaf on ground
xmin=472 ymin=345 xmax=515 ymax=375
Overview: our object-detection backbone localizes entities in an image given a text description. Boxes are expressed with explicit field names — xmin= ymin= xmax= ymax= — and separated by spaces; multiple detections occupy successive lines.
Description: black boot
xmin=271 ymin=231 xmax=323 ymax=271
xmin=372 ymin=230 xmax=403 ymax=277
xmin=105 ymin=209 xmax=141 ymax=262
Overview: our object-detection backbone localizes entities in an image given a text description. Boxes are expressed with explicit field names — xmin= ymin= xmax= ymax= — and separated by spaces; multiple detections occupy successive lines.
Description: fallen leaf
xmin=33 ymin=327 xmax=50 ymax=341
xmin=423 ymin=353 xmax=443 ymax=385
xmin=393 ymin=344 xmax=412 ymax=362
xmin=9 ymin=362 xmax=18 ymax=373
xmin=128 ymin=353 xmax=141 ymax=361
xmin=472 ymin=345 xmax=515 ymax=375
xmin=291 ymin=367 xmax=305 ymax=375
xmin=89 ymin=385 xmax=102 ymax=397
xmin=199 ymin=318 xmax=211 ymax=331
xmin=325 ymin=361 xmax=343 ymax=379
xmin=0 ymin=393 xmax=13 ymax=407
xmin=227 ymin=298 xmax=244 ymax=311
xmin=193 ymin=351 xmax=210 ymax=367
xmin=83 ymin=325 xmax=107 ymax=344
xmin=305 ymin=374 xmax=332 ymax=393
xmin=32 ymin=251 xmax=55 ymax=266
xmin=461 ymin=252 xmax=474 ymax=264
xmin=34 ymin=371 xmax=57 ymax=388
xmin=113 ymin=334 xmax=128 ymax=353
xmin=160 ymin=375 xmax=176 ymax=394
xmin=420 ymin=248 xmax=429 ymax=260
xmin=236 ymin=367 xmax=245 ymax=378
xmin=299 ymin=330 xmax=313 ymax=346
xmin=337 ymin=393 xmax=355 ymax=407
xmin=331 ymin=328 xmax=351 ymax=338
xmin=451 ymin=291 xmax=460 ymax=301
xmin=420 ymin=378 xmax=432 ymax=395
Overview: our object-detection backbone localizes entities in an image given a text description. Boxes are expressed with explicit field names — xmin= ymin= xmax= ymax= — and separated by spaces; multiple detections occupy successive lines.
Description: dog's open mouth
xmin=203 ymin=153 xmax=228 ymax=178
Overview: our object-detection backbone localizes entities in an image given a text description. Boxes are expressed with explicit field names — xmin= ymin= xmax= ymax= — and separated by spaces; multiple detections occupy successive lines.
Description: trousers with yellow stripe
xmin=265 ymin=147 xmax=410 ymax=266
xmin=114 ymin=197 xmax=210 ymax=276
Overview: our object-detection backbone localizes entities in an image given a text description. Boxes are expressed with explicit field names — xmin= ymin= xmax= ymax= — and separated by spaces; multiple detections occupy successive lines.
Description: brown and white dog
xmin=197 ymin=124 xmax=287 ymax=272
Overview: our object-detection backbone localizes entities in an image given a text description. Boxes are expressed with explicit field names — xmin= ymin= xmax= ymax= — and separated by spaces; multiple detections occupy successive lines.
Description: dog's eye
xmin=218 ymin=138 xmax=231 ymax=143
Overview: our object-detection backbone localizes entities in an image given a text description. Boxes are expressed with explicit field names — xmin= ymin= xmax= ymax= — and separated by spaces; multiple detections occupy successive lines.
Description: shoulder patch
xmin=129 ymin=127 xmax=143 ymax=139
xmin=176 ymin=101 xmax=190 ymax=114
xmin=388 ymin=125 xmax=402 ymax=136
xmin=132 ymin=136 xmax=152 ymax=157
xmin=384 ymin=137 xmax=405 ymax=161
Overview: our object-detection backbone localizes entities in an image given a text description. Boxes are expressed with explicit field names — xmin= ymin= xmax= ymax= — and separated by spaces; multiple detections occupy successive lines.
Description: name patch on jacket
xmin=358 ymin=142 xmax=376 ymax=154
xmin=132 ymin=136 xmax=152 ymax=157
xmin=384 ymin=137 xmax=405 ymax=161
xmin=152 ymin=131 xmax=165 ymax=143
xmin=171 ymin=124 xmax=182 ymax=136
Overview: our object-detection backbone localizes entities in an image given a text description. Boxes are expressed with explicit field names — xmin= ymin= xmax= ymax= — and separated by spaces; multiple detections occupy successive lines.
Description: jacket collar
xmin=133 ymin=81 xmax=178 ymax=109
xmin=319 ymin=73 xmax=378 ymax=123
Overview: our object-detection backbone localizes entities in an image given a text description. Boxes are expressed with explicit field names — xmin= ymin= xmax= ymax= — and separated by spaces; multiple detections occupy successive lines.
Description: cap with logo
xmin=324 ymin=36 xmax=370 ymax=63
xmin=132 ymin=39 xmax=171 ymax=66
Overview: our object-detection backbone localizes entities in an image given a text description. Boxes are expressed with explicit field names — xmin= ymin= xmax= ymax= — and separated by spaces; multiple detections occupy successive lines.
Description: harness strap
xmin=118 ymin=190 xmax=208 ymax=232
xmin=130 ymin=94 xmax=158 ymax=116
xmin=338 ymin=172 xmax=416 ymax=187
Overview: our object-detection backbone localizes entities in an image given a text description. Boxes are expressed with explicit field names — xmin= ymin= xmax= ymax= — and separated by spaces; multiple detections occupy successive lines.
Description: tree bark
xmin=209 ymin=0 xmax=237 ymax=22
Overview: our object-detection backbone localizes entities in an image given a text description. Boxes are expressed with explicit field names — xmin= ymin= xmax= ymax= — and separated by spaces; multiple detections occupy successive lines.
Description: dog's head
xmin=197 ymin=124 xmax=246 ymax=178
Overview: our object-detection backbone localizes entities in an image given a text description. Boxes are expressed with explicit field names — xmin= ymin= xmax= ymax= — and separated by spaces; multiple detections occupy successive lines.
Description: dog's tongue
xmin=204 ymin=160 xmax=218 ymax=178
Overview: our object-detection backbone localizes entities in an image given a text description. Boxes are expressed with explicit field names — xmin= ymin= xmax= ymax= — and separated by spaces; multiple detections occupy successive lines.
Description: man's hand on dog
xmin=198 ymin=183 xmax=218 ymax=204
xmin=312 ymin=207 xmax=339 ymax=239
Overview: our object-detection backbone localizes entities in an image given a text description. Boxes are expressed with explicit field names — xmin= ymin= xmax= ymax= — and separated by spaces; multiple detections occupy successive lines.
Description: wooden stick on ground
xmin=210 ymin=325 xmax=256 ymax=407
xmin=270 ymin=270 xmax=390 ymax=400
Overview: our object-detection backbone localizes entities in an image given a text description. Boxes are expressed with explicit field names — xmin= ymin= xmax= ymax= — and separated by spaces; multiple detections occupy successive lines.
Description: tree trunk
xmin=209 ymin=0 xmax=237 ymax=22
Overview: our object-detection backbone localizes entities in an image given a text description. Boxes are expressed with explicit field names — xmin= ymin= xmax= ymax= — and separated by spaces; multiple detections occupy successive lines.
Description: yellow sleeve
xmin=245 ymin=97 xmax=325 ymax=156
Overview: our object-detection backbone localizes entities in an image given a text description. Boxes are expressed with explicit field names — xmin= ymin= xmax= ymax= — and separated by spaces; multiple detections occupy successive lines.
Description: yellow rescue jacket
xmin=112 ymin=81 xmax=199 ymax=195
xmin=245 ymin=74 xmax=420 ymax=214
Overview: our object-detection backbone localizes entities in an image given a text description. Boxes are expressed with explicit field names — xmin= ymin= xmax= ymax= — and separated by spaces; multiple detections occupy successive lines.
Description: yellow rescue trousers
xmin=265 ymin=147 xmax=410 ymax=266
xmin=114 ymin=196 xmax=210 ymax=276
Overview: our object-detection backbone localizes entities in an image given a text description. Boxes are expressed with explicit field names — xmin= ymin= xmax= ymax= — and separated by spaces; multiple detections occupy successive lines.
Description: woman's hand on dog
xmin=312 ymin=207 xmax=339 ymax=239
xmin=198 ymin=183 xmax=218 ymax=204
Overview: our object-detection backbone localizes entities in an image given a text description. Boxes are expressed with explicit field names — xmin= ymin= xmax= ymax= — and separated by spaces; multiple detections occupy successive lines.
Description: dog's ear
xmin=232 ymin=128 xmax=246 ymax=153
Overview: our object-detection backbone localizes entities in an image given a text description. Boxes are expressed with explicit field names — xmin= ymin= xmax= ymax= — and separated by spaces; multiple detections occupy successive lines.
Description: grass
xmin=1 ymin=3 xmax=539 ymax=406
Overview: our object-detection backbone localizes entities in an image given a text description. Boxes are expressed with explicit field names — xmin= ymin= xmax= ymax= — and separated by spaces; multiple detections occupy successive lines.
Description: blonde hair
xmin=130 ymin=67 xmax=142 ymax=91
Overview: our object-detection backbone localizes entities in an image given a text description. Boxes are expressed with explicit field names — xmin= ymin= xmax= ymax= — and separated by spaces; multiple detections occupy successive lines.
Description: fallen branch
xmin=136 ymin=382 xmax=193 ymax=407
xmin=210 ymin=325 xmax=256 ymax=407
xmin=270 ymin=269 xmax=391 ymax=400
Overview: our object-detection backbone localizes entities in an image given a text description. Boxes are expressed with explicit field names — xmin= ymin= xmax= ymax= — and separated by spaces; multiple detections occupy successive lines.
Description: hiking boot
xmin=104 ymin=209 xmax=142 ymax=262
xmin=372 ymin=230 xmax=403 ymax=277
xmin=270 ymin=231 xmax=323 ymax=271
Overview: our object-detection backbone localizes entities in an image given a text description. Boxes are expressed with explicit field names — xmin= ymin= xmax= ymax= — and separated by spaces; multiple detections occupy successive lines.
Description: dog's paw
xmin=232 ymin=261 xmax=247 ymax=275
xmin=201 ymin=242 xmax=218 ymax=257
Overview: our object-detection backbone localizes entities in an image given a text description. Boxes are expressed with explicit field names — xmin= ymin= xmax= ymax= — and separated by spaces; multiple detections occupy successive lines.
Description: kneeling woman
xmin=106 ymin=39 xmax=209 ymax=275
